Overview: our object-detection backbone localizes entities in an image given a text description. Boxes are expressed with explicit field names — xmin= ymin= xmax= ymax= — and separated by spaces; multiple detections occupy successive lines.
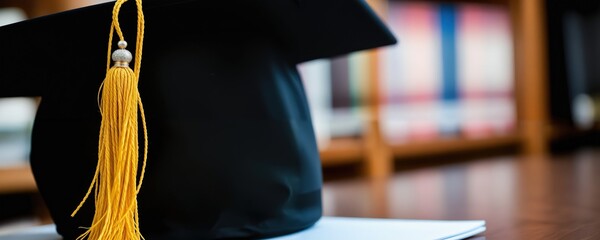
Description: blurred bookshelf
xmin=302 ymin=0 xmax=598 ymax=178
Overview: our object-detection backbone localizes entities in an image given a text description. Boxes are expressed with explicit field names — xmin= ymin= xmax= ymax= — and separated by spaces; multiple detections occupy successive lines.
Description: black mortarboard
xmin=0 ymin=0 xmax=396 ymax=239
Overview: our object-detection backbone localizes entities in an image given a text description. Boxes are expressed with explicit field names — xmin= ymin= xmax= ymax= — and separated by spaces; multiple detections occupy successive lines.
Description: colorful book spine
xmin=382 ymin=2 xmax=443 ymax=142
xmin=330 ymin=55 xmax=364 ymax=138
xmin=438 ymin=4 xmax=461 ymax=136
xmin=456 ymin=4 xmax=515 ymax=137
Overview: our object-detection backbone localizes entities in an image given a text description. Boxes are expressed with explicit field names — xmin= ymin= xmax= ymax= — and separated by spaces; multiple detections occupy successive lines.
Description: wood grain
xmin=322 ymin=147 xmax=600 ymax=239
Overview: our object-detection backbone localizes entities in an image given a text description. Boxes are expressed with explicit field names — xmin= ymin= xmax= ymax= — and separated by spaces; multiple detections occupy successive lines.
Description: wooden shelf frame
xmin=388 ymin=133 xmax=522 ymax=159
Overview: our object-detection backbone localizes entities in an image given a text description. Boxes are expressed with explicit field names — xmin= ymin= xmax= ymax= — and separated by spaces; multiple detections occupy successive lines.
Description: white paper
xmin=0 ymin=217 xmax=485 ymax=240
xmin=265 ymin=217 xmax=485 ymax=240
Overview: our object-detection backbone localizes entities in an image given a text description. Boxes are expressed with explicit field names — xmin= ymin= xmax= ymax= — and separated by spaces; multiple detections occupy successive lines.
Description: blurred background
xmin=0 ymin=0 xmax=599 ymax=238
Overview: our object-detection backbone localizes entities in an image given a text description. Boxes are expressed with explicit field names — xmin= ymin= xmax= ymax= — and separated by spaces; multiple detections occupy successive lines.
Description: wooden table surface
xmin=321 ymin=147 xmax=600 ymax=240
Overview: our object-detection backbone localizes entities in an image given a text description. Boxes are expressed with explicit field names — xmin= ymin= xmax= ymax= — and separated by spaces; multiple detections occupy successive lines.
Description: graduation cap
xmin=0 ymin=0 xmax=396 ymax=239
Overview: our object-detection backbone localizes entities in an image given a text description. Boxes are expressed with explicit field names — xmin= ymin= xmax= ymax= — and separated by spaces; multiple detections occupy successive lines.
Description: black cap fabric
xmin=0 ymin=0 xmax=396 ymax=239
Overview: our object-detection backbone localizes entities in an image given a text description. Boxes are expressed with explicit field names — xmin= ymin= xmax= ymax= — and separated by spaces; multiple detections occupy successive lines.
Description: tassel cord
xmin=71 ymin=0 xmax=148 ymax=239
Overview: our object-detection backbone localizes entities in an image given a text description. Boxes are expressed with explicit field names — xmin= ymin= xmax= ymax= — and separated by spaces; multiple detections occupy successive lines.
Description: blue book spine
xmin=439 ymin=4 xmax=461 ymax=136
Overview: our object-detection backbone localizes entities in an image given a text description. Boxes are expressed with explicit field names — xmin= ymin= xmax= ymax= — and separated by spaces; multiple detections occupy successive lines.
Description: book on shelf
xmin=381 ymin=2 xmax=443 ymax=142
xmin=546 ymin=0 xmax=600 ymax=131
xmin=455 ymin=3 xmax=516 ymax=138
xmin=330 ymin=54 xmax=365 ymax=139
xmin=299 ymin=53 xmax=370 ymax=148
xmin=562 ymin=10 xmax=599 ymax=129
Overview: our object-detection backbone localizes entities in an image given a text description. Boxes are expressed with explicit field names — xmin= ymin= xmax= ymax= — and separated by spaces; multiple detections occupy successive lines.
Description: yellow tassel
xmin=71 ymin=0 xmax=148 ymax=239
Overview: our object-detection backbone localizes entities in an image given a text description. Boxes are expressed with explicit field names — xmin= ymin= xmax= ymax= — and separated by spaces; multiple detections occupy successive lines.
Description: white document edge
xmin=0 ymin=217 xmax=485 ymax=240
xmin=444 ymin=226 xmax=486 ymax=240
